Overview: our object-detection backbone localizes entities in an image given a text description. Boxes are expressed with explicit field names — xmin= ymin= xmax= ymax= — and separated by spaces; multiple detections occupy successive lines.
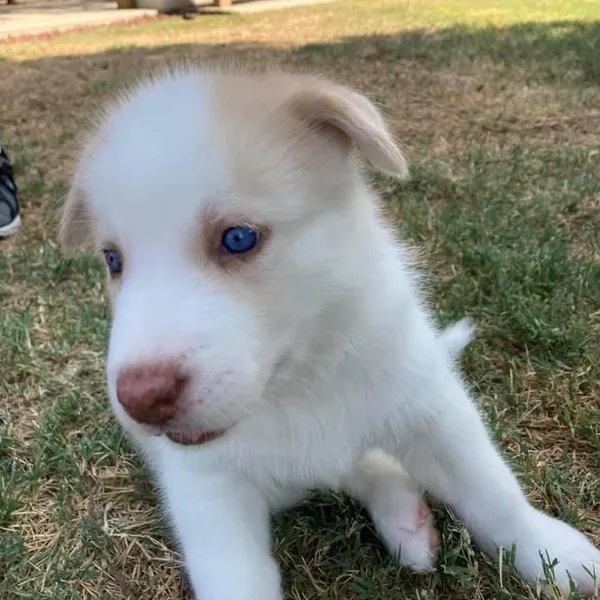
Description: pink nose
xmin=116 ymin=363 xmax=188 ymax=425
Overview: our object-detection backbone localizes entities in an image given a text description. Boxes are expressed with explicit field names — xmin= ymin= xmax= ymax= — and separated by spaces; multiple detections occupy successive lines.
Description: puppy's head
xmin=60 ymin=67 xmax=407 ymax=444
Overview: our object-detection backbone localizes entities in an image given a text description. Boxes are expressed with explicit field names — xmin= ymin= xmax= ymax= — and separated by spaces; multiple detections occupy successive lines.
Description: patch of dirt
xmin=560 ymin=193 xmax=600 ymax=261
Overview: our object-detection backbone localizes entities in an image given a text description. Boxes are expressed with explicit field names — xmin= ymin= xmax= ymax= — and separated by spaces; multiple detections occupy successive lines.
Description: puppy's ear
xmin=288 ymin=82 xmax=408 ymax=179
xmin=58 ymin=185 xmax=93 ymax=252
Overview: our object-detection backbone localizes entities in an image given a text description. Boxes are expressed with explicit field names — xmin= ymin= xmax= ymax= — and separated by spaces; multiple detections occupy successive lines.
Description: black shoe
xmin=0 ymin=145 xmax=21 ymax=237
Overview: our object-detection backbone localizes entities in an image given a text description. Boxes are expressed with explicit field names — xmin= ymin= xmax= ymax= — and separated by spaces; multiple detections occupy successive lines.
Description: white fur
xmin=62 ymin=67 xmax=599 ymax=599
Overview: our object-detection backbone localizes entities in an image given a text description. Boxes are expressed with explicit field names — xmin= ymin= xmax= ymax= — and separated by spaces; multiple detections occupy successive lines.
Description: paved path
xmin=0 ymin=1 xmax=156 ymax=40
xmin=0 ymin=0 xmax=338 ymax=41
xmin=199 ymin=0 xmax=338 ymax=14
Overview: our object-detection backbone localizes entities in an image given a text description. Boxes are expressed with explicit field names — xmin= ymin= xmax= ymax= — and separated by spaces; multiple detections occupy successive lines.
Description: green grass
xmin=1 ymin=0 xmax=599 ymax=599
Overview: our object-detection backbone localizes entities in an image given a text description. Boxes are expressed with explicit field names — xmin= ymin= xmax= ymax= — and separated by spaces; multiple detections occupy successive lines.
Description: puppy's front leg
xmin=390 ymin=362 xmax=600 ymax=594
xmin=159 ymin=463 xmax=282 ymax=600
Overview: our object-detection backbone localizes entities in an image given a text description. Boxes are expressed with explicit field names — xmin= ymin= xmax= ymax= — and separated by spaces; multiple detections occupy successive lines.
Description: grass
xmin=0 ymin=0 xmax=599 ymax=598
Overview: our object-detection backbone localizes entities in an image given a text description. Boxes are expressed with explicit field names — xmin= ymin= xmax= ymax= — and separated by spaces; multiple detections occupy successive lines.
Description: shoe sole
xmin=0 ymin=214 xmax=21 ymax=237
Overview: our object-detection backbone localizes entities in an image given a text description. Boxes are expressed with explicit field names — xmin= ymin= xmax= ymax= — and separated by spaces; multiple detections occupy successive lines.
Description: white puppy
xmin=59 ymin=66 xmax=599 ymax=599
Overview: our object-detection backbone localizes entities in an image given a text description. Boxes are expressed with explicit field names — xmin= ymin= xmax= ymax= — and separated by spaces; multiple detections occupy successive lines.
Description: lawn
xmin=0 ymin=0 xmax=599 ymax=598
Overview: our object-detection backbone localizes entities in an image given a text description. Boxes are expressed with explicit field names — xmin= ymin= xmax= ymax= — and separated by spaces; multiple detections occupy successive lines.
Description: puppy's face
xmin=60 ymin=68 xmax=407 ymax=444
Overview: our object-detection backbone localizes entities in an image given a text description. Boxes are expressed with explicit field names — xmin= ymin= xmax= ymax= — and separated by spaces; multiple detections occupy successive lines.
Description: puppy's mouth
xmin=165 ymin=429 xmax=225 ymax=446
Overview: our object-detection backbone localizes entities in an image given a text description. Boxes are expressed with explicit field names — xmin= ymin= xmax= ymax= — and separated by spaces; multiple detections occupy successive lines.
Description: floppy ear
xmin=58 ymin=184 xmax=93 ymax=252
xmin=287 ymin=82 xmax=408 ymax=179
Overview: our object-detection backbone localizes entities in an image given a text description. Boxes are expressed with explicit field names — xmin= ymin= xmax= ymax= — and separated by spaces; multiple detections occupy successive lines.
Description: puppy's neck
xmin=265 ymin=207 xmax=415 ymax=404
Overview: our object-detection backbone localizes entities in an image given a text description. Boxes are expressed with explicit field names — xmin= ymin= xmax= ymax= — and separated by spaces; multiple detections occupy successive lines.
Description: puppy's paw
xmin=372 ymin=496 xmax=439 ymax=572
xmin=514 ymin=509 xmax=600 ymax=596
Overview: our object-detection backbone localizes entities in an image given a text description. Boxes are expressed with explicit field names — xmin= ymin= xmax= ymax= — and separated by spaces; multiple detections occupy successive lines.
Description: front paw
xmin=513 ymin=509 xmax=599 ymax=596
xmin=373 ymin=498 xmax=439 ymax=572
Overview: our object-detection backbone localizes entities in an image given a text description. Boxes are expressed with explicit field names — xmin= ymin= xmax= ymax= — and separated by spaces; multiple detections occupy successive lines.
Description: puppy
xmin=59 ymin=66 xmax=599 ymax=599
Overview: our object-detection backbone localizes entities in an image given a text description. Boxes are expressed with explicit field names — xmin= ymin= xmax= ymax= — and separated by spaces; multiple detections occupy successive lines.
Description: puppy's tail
xmin=438 ymin=318 xmax=475 ymax=359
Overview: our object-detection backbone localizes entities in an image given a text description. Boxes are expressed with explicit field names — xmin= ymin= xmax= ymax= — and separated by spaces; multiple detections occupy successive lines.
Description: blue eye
xmin=221 ymin=226 xmax=259 ymax=254
xmin=104 ymin=249 xmax=123 ymax=275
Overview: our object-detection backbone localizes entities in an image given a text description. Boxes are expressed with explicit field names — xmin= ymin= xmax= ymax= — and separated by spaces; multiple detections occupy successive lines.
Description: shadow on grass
xmin=1 ymin=18 xmax=598 ymax=182
xmin=295 ymin=19 xmax=600 ymax=84
xmin=1 ymin=18 xmax=599 ymax=82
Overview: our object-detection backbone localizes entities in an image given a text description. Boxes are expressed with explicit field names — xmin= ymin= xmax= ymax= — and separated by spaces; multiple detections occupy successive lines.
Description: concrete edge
xmin=0 ymin=9 xmax=159 ymax=42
